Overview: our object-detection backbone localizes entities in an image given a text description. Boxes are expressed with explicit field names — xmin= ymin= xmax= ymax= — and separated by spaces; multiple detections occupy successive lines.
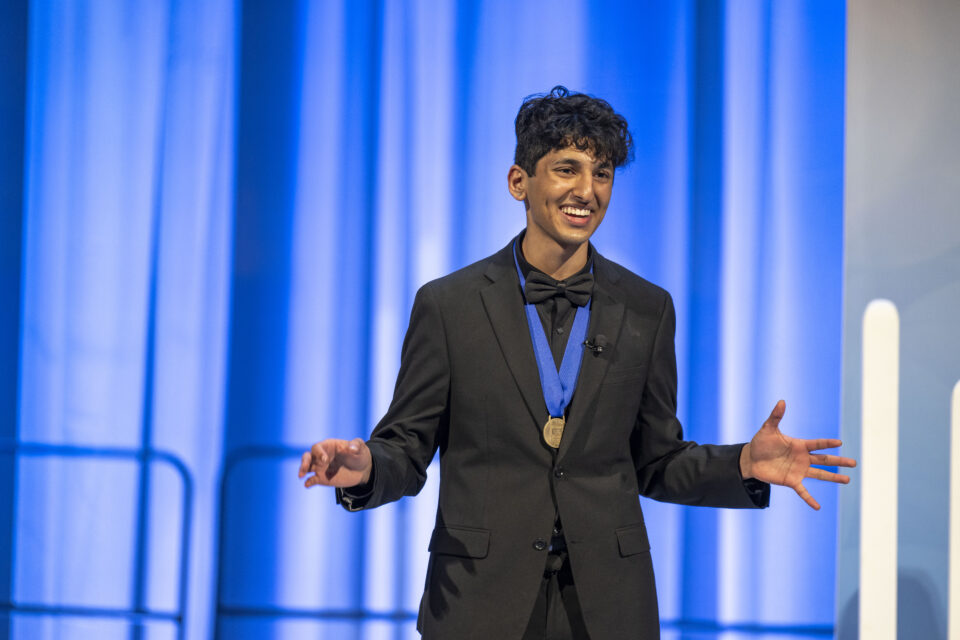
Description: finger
xmin=324 ymin=455 xmax=344 ymax=481
xmin=794 ymin=482 xmax=821 ymax=510
xmin=305 ymin=473 xmax=326 ymax=488
xmin=764 ymin=400 xmax=786 ymax=429
xmin=299 ymin=451 xmax=313 ymax=478
xmin=806 ymin=467 xmax=850 ymax=484
xmin=305 ymin=453 xmax=339 ymax=486
xmin=810 ymin=453 xmax=857 ymax=468
xmin=311 ymin=442 xmax=326 ymax=464
xmin=805 ymin=438 xmax=843 ymax=452
xmin=312 ymin=441 xmax=339 ymax=466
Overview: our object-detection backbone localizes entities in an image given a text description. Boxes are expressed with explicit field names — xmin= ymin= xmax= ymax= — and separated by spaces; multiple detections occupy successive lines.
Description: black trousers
xmin=521 ymin=545 xmax=591 ymax=640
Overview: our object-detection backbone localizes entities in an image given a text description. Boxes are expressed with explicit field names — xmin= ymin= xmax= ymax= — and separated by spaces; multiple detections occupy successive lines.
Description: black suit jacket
xmin=339 ymin=238 xmax=769 ymax=639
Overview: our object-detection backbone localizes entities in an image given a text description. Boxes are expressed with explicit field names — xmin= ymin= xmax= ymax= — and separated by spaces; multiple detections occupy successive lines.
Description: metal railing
xmin=0 ymin=441 xmax=193 ymax=640
xmin=213 ymin=445 xmax=415 ymax=639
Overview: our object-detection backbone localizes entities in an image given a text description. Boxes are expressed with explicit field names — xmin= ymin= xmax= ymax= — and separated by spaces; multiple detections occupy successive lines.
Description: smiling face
xmin=508 ymin=145 xmax=614 ymax=264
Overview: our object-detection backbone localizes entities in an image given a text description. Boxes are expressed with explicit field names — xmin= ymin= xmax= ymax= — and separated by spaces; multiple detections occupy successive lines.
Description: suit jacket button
xmin=554 ymin=467 xmax=566 ymax=479
xmin=533 ymin=538 xmax=547 ymax=551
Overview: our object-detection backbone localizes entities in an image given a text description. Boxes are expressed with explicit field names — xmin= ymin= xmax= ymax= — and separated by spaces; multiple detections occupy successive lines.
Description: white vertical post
xmin=950 ymin=381 xmax=960 ymax=640
xmin=859 ymin=299 xmax=899 ymax=640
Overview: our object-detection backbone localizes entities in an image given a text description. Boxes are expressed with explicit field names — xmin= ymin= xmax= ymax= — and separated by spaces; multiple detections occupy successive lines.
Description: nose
xmin=571 ymin=171 xmax=595 ymax=202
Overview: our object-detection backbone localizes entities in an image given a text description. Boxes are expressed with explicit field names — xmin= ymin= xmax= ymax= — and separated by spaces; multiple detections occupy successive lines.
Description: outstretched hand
xmin=740 ymin=400 xmax=856 ymax=510
xmin=299 ymin=438 xmax=373 ymax=488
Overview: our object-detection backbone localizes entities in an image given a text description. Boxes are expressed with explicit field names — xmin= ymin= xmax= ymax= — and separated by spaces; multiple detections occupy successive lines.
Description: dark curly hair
xmin=514 ymin=86 xmax=633 ymax=175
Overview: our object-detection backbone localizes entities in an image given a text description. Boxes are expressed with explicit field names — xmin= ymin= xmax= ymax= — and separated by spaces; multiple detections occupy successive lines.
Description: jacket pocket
xmin=428 ymin=525 xmax=490 ymax=559
xmin=615 ymin=522 xmax=650 ymax=557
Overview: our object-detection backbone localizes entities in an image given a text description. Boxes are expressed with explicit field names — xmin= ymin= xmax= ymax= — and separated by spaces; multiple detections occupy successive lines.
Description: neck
xmin=521 ymin=233 xmax=589 ymax=280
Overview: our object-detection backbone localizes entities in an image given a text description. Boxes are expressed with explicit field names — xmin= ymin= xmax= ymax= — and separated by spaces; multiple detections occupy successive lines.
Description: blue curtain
xmin=0 ymin=1 xmax=844 ymax=638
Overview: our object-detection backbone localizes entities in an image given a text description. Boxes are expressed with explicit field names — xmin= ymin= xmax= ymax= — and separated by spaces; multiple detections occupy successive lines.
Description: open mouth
xmin=561 ymin=205 xmax=591 ymax=226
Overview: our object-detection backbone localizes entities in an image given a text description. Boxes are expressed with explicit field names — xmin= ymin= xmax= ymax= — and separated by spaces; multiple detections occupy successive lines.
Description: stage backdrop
xmin=0 ymin=1 xmax=844 ymax=639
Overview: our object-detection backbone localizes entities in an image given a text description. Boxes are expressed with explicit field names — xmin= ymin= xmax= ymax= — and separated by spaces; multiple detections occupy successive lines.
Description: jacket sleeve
xmin=338 ymin=282 xmax=450 ymax=511
xmin=630 ymin=291 xmax=769 ymax=508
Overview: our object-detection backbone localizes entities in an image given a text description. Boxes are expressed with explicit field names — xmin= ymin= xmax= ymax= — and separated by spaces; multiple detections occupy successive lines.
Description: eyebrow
xmin=552 ymin=158 xmax=613 ymax=170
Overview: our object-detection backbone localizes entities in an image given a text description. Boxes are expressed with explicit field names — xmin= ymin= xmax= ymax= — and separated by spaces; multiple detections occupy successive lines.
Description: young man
xmin=299 ymin=86 xmax=855 ymax=639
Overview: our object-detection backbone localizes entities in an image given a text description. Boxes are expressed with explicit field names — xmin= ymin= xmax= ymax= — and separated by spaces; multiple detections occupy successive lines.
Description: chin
xmin=556 ymin=228 xmax=595 ymax=246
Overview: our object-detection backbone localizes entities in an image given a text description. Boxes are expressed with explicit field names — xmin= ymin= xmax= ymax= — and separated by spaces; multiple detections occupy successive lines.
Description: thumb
xmin=764 ymin=399 xmax=786 ymax=430
xmin=347 ymin=437 xmax=366 ymax=455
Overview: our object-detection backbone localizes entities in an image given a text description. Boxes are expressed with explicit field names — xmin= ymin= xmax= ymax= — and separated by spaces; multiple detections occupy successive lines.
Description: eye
xmin=556 ymin=167 xmax=575 ymax=175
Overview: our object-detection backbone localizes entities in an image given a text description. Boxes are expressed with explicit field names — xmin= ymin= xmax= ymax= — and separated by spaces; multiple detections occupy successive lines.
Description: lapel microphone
xmin=583 ymin=334 xmax=608 ymax=354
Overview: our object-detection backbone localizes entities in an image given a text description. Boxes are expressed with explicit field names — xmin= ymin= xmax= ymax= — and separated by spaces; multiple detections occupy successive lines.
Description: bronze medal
xmin=542 ymin=416 xmax=565 ymax=449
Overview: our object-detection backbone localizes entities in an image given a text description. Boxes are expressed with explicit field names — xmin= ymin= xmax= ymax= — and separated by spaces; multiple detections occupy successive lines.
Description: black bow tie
xmin=524 ymin=271 xmax=594 ymax=307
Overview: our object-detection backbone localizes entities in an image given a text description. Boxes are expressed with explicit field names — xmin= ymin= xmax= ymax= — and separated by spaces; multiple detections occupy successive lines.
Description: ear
xmin=507 ymin=164 xmax=528 ymax=202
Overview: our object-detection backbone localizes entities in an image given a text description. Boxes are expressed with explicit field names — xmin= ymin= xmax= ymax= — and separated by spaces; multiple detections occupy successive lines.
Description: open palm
xmin=742 ymin=400 xmax=857 ymax=510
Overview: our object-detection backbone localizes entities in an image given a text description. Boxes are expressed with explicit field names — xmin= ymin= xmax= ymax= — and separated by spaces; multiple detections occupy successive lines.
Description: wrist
xmin=357 ymin=456 xmax=375 ymax=487
xmin=739 ymin=443 xmax=754 ymax=480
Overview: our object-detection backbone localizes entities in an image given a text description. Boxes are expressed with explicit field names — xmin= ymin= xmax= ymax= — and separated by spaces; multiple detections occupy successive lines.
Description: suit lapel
xmin=558 ymin=255 xmax=625 ymax=461
xmin=480 ymin=243 xmax=545 ymax=427
xmin=480 ymin=243 xmax=628 ymax=450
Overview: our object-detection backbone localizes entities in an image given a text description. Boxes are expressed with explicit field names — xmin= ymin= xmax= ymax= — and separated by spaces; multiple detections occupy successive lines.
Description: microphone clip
xmin=583 ymin=335 xmax=608 ymax=355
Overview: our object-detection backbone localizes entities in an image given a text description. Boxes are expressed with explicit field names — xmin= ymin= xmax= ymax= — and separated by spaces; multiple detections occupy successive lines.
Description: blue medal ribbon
xmin=513 ymin=240 xmax=591 ymax=419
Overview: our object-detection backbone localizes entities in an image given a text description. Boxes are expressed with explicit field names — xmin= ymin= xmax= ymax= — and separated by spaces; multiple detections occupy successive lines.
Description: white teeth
xmin=561 ymin=206 xmax=590 ymax=217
